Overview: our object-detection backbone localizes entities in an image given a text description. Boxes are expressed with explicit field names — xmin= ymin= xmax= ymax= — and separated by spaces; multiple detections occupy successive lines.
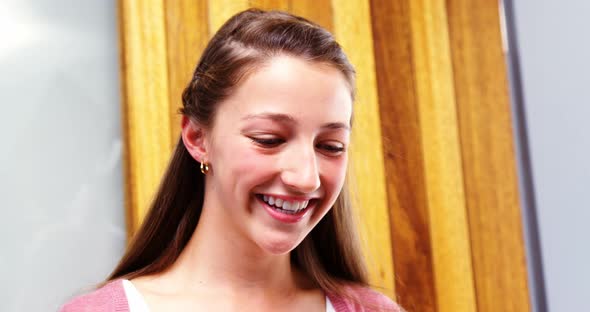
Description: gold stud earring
xmin=200 ymin=161 xmax=210 ymax=175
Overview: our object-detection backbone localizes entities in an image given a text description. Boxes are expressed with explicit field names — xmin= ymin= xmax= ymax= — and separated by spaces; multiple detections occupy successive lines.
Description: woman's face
xmin=205 ymin=55 xmax=352 ymax=255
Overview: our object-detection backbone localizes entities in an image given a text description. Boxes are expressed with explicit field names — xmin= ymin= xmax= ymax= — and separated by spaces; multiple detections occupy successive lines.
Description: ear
xmin=181 ymin=115 xmax=208 ymax=163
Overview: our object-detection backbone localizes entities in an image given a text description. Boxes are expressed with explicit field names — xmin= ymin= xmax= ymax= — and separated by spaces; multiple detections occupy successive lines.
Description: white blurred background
xmin=505 ymin=0 xmax=590 ymax=311
xmin=0 ymin=1 xmax=125 ymax=310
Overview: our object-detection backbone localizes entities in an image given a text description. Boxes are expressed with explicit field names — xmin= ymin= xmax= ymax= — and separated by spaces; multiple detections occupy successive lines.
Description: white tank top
xmin=123 ymin=279 xmax=336 ymax=311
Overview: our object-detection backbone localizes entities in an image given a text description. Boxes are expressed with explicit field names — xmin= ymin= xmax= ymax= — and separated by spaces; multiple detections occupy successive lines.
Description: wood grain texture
xmin=117 ymin=3 xmax=528 ymax=310
xmin=407 ymin=1 xmax=477 ymax=311
xmin=445 ymin=0 xmax=531 ymax=311
xmin=249 ymin=0 xmax=289 ymax=11
xmin=164 ymin=0 xmax=210 ymax=147
xmin=332 ymin=0 xmax=396 ymax=299
xmin=369 ymin=0 xmax=437 ymax=309
xmin=119 ymin=0 xmax=172 ymax=237
xmin=371 ymin=0 xmax=478 ymax=310
xmin=289 ymin=0 xmax=333 ymax=31
xmin=208 ymin=0 xmax=250 ymax=34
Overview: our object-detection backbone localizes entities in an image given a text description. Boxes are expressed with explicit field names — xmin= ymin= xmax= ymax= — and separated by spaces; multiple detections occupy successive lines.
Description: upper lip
xmin=258 ymin=193 xmax=317 ymax=202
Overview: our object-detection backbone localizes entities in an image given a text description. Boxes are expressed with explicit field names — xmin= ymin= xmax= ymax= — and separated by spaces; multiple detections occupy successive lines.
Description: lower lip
xmin=257 ymin=196 xmax=313 ymax=224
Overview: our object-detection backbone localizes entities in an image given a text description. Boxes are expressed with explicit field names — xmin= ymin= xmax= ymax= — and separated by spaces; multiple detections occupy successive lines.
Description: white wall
xmin=0 ymin=1 xmax=125 ymax=310
xmin=507 ymin=0 xmax=590 ymax=311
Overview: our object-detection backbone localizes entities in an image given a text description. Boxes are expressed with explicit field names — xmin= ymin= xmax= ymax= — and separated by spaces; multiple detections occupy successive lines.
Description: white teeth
xmin=260 ymin=195 xmax=312 ymax=212
xmin=283 ymin=201 xmax=291 ymax=210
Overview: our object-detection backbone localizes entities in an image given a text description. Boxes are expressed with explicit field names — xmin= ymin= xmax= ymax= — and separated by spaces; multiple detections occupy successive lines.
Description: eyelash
xmin=250 ymin=137 xmax=345 ymax=154
xmin=316 ymin=143 xmax=345 ymax=153
xmin=251 ymin=138 xmax=284 ymax=147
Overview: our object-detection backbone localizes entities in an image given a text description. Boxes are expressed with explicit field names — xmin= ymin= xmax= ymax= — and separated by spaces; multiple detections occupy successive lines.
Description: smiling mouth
xmin=255 ymin=194 xmax=318 ymax=215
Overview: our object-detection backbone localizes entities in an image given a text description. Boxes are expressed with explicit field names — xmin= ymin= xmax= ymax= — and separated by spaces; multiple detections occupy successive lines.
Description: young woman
xmin=61 ymin=9 xmax=401 ymax=312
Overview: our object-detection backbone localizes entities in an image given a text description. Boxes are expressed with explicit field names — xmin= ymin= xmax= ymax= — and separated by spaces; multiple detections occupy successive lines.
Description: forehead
xmin=217 ymin=55 xmax=353 ymax=125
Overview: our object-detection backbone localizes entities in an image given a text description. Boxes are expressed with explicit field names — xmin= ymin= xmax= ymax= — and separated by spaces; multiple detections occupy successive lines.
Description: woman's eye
xmin=317 ymin=143 xmax=346 ymax=155
xmin=251 ymin=137 xmax=285 ymax=147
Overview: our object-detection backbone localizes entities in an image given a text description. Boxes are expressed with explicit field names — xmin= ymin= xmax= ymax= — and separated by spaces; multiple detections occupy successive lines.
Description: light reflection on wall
xmin=0 ymin=1 xmax=125 ymax=311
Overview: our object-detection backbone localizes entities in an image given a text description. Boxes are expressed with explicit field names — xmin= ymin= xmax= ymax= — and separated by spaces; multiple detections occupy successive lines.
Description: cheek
xmin=320 ymin=155 xmax=348 ymax=194
xmin=217 ymin=142 xmax=277 ymax=189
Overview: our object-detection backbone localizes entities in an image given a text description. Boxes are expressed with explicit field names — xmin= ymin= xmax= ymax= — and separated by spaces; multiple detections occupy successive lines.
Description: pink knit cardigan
xmin=60 ymin=279 xmax=401 ymax=311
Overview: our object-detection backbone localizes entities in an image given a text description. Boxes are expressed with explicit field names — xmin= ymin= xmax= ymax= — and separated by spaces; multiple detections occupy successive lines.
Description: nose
xmin=280 ymin=144 xmax=321 ymax=194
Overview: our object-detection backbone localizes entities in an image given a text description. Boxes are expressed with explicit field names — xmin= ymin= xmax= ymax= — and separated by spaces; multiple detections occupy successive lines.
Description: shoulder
xmin=328 ymin=284 xmax=404 ymax=312
xmin=59 ymin=280 xmax=129 ymax=312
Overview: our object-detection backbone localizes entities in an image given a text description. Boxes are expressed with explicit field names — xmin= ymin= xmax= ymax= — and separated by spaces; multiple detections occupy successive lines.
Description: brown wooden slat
xmin=445 ymin=0 xmax=531 ymax=311
xmin=119 ymin=0 xmax=173 ymax=237
xmin=208 ymin=0 xmax=250 ymax=34
xmin=407 ymin=1 xmax=478 ymax=310
xmin=249 ymin=0 xmax=289 ymax=11
xmin=289 ymin=0 xmax=333 ymax=32
xmin=332 ymin=0 xmax=396 ymax=300
xmin=370 ymin=0 xmax=438 ymax=310
xmin=164 ymin=0 xmax=210 ymax=146
xmin=371 ymin=0 xmax=481 ymax=310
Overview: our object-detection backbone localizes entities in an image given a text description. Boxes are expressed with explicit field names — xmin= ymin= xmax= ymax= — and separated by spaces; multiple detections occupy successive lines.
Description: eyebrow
xmin=241 ymin=112 xmax=350 ymax=131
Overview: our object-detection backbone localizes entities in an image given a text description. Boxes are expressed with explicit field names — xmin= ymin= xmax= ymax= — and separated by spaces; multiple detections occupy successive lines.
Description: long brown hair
xmin=108 ymin=8 xmax=369 ymax=297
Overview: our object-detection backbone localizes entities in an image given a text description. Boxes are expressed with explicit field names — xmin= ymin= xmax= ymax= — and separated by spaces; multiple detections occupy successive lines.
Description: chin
xmin=256 ymin=231 xmax=307 ymax=255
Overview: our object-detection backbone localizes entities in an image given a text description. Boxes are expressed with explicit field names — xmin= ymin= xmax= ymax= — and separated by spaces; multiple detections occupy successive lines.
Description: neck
xmin=162 ymin=193 xmax=310 ymax=297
